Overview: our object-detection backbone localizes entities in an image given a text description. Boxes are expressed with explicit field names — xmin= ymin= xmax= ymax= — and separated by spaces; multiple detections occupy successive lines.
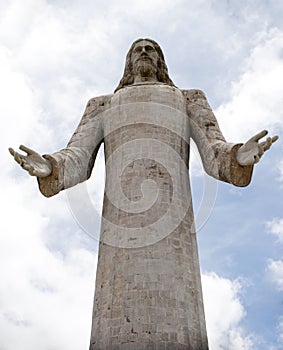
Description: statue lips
xmin=138 ymin=54 xmax=152 ymax=62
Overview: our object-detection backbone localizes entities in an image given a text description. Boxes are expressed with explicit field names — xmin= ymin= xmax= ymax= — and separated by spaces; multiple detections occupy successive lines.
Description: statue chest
xmin=100 ymin=85 xmax=192 ymax=248
xmin=102 ymin=84 xmax=190 ymax=161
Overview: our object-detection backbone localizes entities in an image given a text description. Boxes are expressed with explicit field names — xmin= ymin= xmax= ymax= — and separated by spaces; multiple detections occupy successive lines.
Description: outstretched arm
xmin=35 ymin=95 xmax=110 ymax=197
xmin=183 ymin=89 xmax=278 ymax=187
xmin=9 ymin=145 xmax=52 ymax=177
xmin=9 ymin=95 xmax=110 ymax=197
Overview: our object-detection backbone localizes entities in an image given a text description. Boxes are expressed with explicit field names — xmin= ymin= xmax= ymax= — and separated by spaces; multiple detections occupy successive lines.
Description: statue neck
xmin=133 ymin=75 xmax=158 ymax=84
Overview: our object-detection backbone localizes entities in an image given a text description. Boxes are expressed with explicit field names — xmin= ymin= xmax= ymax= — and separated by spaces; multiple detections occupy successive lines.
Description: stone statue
xmin=9 ymin=38 xmax=278 ymax=349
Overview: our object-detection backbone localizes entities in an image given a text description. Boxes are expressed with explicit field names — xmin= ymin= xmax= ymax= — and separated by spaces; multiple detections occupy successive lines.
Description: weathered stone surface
xmin=34 ymin=79 xmax=255 ymax=349
xmin=90 ymin=85 xmax=207 ymax=349
xmin=34 ymin=78 xmax=255 ymax=349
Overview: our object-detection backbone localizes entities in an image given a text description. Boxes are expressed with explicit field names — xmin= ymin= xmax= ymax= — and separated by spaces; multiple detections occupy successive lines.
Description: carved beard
xmin=133 ymin=59 xmax=158 ymax=79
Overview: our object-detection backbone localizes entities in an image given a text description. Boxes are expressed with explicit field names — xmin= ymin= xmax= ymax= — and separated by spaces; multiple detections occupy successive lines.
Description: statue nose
xmin=141 ymin=47 xmax=148 ymax=55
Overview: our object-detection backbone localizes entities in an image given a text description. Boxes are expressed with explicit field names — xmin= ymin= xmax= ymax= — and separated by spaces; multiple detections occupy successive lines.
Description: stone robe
xmin=38 ymin=84 xmax=253 ymax=349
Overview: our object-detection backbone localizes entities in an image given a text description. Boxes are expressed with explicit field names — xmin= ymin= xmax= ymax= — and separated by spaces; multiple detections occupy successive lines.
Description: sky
xmin=0 ymin=0 xmax=283 ymax=349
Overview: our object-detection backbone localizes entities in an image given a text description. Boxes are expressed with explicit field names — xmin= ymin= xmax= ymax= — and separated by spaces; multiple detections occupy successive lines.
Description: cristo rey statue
xmin=9 ymin=38 xmax=278 ymax=349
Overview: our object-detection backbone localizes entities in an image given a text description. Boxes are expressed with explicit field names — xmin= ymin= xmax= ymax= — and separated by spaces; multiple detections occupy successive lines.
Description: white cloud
xmin=266 ymin=217 xmax=283 ymax=243
xmin=0 ymin=169 xmax=98 ymax=350
xmin=0 ymin=46 xmax=41 ymax=150
xmin=216 ymin=28 xmax=283 ymax=142
xmin=267 ymin=259 xmax=283 ymax=291
xmin=0 ymin=0 xmax=45 ymax=48
xmin=0 ymin=4 xmax=100 ymax=347
xmin=202 ymin=272 xmax=253 ymax=350
xmin=266 ymin=218 xmax=283 ymax=291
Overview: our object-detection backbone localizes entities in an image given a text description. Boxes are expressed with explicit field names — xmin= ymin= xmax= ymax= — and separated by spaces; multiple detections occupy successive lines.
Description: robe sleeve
xmin=37 ymin=95 xmax=110 ymax=197
xmin=183 ymin=89 xmax=253 ymax=187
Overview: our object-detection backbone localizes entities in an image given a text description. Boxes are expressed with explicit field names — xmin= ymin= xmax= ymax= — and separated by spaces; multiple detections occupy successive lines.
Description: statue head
xmin=114 ymin=38 xmax=176 ymax=92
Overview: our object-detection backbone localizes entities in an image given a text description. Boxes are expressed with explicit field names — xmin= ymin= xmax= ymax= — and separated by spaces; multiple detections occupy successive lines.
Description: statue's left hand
xmin=236 ymin=130 xmax=279 ymax=166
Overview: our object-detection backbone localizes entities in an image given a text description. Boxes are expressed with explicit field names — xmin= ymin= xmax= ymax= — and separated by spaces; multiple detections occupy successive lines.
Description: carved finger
xmin=19 ymin=144 xmax=37 ymax=156
xmin=258 ymin=143 xmax=264 ymax=156
xmin=271 ymin=135 xmax=279 ymax=143
xmin=265 ymin=137 xmax=272 ymax=151
xmin=28 ymin=166 xmax=35 ymax=176
xmin=8 ymin=147 xmax=16 ymax=157
xmin=22 ymin=162 xmax=32 ymax=171
xmin=14 ymin=152 xmax=24 ymax=165
xmin=261 ymin=136 xmax=279 ymax=151
xmin=249 ymin=130 xmax=268 ymax=143
xmin=259 ymin=137 xmax=270 ymax=152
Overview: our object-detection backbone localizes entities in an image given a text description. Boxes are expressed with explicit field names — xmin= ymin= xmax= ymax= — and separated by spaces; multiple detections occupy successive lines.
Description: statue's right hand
xmin=9 ymin=145 xmax=52 ymax=178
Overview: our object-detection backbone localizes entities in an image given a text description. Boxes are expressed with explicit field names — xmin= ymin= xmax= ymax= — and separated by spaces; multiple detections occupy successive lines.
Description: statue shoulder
xmin=181 ymin=89 xmax=212 ymax=111
xmin=84 ymin=94 xmax=113 ymax=116
xmin=181 ymin=89 xmax=207 ymax=103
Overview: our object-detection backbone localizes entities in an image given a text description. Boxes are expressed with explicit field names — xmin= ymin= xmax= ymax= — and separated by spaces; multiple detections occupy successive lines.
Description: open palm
xmin=237 ymin=130 xmax=278 ymax=166
xmin=9 ymin=145 xmax=52 ymax=177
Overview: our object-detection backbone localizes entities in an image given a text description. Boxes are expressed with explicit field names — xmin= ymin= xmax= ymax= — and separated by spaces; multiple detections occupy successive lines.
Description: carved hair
xmin=114 ymin=38 xmax=176 ymax=92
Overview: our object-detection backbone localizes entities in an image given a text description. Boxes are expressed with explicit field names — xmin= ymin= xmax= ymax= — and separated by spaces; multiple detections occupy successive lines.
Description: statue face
xmin=131 ymin=40 xmax=159 ymax=67
xmin=131 ymin=40 xmax=159 ymax=80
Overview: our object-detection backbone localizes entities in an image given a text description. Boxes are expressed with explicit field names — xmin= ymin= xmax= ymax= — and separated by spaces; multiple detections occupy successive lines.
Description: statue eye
xmin=146 ymin=46 xmax=154 ymax=52
xmin=134 ymin=47 xmax=142 ymax=53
